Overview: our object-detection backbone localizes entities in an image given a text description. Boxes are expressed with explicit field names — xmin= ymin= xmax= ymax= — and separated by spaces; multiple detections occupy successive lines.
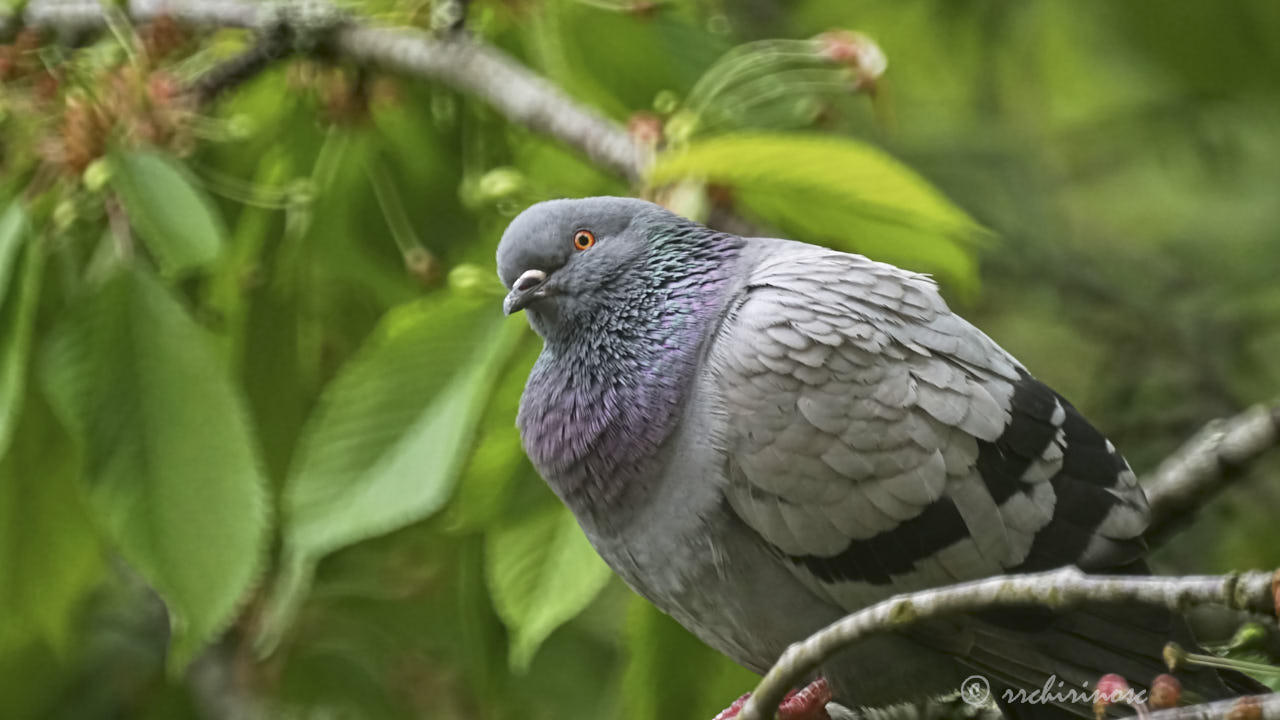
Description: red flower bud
xmin=1094 ymin=674 xmax=1131 ymax=718
xmin=1149 ymin=674 xmax=1182 ymax=709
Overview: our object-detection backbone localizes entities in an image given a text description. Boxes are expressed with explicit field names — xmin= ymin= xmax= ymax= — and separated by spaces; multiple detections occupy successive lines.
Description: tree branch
xmin=738 ymin=567 xmax=1280 ymax=720
xmin=1143 ymin=400 xmax=1280 ymax=546
xmin=189 ymin=24 xmax=293 ymax=104
xmin=10 ymin=0 xmax=261 ymax=35
xmin=3 ymin=0 xmax=642 ymax=180
xmin=332 ymin=24 xmax=641 ymax=179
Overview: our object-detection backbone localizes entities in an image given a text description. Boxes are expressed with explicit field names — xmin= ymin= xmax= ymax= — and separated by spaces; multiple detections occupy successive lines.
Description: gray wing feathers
xmin=711 ymin=243 xmax=1149 ymax=608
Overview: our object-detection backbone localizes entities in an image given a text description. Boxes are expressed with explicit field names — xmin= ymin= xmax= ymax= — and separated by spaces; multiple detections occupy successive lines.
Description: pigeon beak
xmin=503 ymin=269 xmax=548 ymax=315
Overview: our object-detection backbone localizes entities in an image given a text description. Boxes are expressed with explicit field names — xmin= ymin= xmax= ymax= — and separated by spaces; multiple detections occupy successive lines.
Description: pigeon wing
xmin=708 ymin=242 xmax=1150 ymax=612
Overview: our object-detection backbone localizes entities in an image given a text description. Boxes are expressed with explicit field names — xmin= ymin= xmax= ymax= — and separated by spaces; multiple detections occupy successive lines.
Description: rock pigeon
xmin=495 ymin=197 xmax=1250 ymax=719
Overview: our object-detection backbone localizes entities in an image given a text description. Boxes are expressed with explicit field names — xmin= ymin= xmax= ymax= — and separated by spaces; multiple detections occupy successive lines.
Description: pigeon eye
xmin=573 ymin=230 xmax=596 ymax=251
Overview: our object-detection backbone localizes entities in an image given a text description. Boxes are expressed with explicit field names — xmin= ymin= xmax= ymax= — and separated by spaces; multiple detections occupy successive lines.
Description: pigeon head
xmin=496 ymin=197 xmax=673 ymax=336
xmin=497 ymin=197 xmax=745 ymax=510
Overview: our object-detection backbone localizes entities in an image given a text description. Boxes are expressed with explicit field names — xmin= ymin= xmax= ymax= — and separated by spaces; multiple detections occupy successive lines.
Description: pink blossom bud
xmin=1149 ymin=674 xmax=1182 ymax=709
xmin=1094 ymin=674 xmax=1131 ymax=718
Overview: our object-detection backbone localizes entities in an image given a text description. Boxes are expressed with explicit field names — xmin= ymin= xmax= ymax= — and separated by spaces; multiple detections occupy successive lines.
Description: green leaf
xmin=110 ymin=152 xmax=227 ymax=276
xmin=0 ymin=389 xmax=103 ymax=655
xmin=258 ymin=292 xmax=525 ymax=651
xmin=0 ymin=214 xmax=39 ymax=457
xmin=650 ymin=133 xmax=976 ymax=234
xmin=735 ymin=186 xmax=979 ymax=294
xmin=485 ymin=503 xmax=613 ymax=672
xmin=648 ymin=132 xmax=983 ymax=288
xmin=0 ymin=202 xmax=29 ymax=301
xmin=41 ymin=267 xmax=270 ymax=670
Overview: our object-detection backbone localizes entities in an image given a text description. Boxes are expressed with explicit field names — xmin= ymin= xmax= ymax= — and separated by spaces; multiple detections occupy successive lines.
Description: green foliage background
xmin=1 ymin=1 xmax=1279 ymax=718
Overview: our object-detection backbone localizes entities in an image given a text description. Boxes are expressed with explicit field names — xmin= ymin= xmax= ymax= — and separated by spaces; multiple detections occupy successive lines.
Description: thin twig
xmin=738 ymin=568 xmax=1280 ymax=720
xmin=1143 ymin=401 xmax=1280 ymax=546
xmin=331 ymin=24 xmax=639 ymax=178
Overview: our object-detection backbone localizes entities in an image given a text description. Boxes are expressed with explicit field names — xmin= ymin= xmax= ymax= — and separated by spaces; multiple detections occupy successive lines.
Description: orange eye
xmin=573 ymin=229 xmax=596 ymax=251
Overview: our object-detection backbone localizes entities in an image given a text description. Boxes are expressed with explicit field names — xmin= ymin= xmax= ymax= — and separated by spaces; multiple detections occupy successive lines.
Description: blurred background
xmin=1 ymin=0 xmax=1279 ymax=718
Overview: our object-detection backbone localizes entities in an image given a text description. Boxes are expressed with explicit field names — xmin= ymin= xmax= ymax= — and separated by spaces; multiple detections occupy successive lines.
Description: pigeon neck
xmin=519 ymin=226 xmax=743 ymax=518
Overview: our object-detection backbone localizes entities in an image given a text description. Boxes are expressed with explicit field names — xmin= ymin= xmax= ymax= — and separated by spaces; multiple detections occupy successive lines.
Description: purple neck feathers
xmin=517 ymin=226 xmax=743 ymax=519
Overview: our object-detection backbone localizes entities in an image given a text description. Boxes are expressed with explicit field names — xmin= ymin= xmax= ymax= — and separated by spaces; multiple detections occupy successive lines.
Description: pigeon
xmin=495 ymin=197 xmax=1255 ymax=719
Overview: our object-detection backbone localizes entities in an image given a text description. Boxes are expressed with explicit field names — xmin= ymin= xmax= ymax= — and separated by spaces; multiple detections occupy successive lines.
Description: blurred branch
xmin=333 ymin=24 xmax=640 ymax=178
xmin=9 ymin=0 xmax=260 ymax=34
xmin=738 ymin=567 xmax=1280 ymax=720
xmin=1143 ymin=400 xmax=1280 ymax=546
xmin=190 ymin=24 xmax=293 ymax=104
xmin=3 ymin=0 xmax=642 ymax=179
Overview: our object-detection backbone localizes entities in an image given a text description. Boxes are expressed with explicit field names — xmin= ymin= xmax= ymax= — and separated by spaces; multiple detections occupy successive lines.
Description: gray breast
xmin=572 ymin=369 xmax=840 ymax=672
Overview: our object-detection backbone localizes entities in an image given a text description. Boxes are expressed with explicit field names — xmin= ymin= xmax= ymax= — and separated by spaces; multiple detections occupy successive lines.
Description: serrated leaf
xmin=485 ymin=503 xmax=612 ymax=672
xmin=0 ymin=217 xmax=39 ymax=457
xmin=648 ymin=132 xmax=982 ymax=288
xmin=0 ymin=389 xmax=103 ymax=655
xmin=258 ymin=292 xmax=525 ymax=651
xmin=40 ymin=267 xmax=270 ymax=671
xmin=110 ymin=152 xmax=226 ymax=276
